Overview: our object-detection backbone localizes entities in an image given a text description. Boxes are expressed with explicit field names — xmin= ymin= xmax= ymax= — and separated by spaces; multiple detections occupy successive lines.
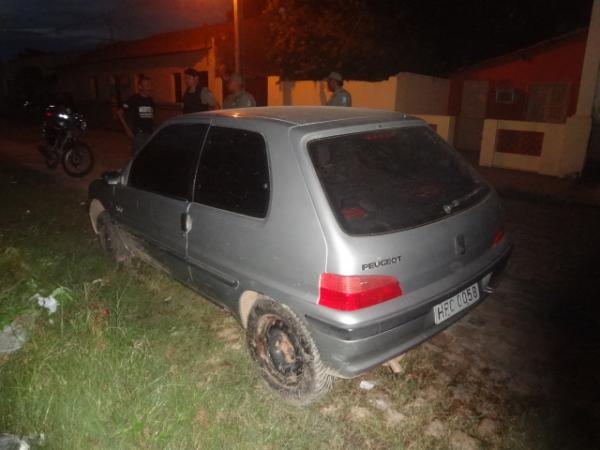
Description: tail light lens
xmin=318 ymin=273 xmax=402 ymax=311
xmin=492 ymin=228 xmax=505 ymax=246
xmin=492 ymin=207 xmax=506 ymax=247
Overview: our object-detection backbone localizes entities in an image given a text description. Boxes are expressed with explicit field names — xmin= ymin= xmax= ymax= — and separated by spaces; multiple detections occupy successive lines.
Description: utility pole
xmin=233 ymin=0 xmax=240 ymax=74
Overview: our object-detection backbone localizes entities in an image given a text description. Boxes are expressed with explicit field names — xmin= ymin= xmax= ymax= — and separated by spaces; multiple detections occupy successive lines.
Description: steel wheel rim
xmin=256 ymin=314 xmax=305 ymax=386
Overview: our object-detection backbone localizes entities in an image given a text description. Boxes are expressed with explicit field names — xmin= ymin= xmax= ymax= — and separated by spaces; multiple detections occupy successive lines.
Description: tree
xmin=262 ymin=0 xmax=594 ymax=81
xmin=263 ymin=0 xmax=395 ymax=80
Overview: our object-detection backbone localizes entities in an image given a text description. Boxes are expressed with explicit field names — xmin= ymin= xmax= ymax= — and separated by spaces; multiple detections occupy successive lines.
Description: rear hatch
xmin=306 ymin=124 xmax=505 ymax=318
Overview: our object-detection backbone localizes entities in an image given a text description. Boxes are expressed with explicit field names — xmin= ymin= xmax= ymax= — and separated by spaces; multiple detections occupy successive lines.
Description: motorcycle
xmin=39 ymin=105 xmax=94 ymax=177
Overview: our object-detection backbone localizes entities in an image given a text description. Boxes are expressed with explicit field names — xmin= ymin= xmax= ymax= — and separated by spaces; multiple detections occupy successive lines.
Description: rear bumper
xmin=306 ymin=245 xmax=512 ymax=378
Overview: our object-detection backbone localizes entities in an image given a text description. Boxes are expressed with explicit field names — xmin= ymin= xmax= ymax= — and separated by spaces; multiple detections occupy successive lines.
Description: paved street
xmin=0 ymin=119 xmax=130 ymax=191
xmin=1 ymin=120 xmax=599 ymax=447
xmin=424 ymin=197 xmax=600 ymax=446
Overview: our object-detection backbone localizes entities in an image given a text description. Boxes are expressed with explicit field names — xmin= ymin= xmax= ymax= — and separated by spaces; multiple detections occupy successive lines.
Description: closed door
xmin=526 ymin=83 xmax=570 ymax=123
xmin=187 ymin=125 xmax=270 ymax=308
xmin=123 ymin=122 xmax=209 ymax=282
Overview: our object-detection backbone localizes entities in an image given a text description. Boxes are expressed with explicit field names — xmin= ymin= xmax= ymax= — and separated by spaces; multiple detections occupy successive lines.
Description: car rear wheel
xmin=246 ymin=299 xmax=333 ymax=405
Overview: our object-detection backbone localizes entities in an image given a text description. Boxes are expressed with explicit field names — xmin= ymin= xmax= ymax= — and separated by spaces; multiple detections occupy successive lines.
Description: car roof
xmin=177 ymin=106 xmax=418 ymax=128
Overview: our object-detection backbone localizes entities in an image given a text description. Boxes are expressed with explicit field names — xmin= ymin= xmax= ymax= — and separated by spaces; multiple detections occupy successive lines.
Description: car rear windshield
xmin=308 ymin=126 xmax=489 ymax=235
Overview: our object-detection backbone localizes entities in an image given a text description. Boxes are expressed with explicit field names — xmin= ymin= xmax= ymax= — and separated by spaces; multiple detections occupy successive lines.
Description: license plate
xmin=433 ymin=283 xmax=480 ymax=325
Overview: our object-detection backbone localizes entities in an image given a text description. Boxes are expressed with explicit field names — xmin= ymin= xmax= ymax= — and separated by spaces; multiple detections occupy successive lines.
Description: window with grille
xmin=526 ymin=83 xmax=570 ymax=123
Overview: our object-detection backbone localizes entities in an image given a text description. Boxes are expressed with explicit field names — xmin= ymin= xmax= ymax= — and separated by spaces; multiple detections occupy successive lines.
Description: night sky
xmin=1 ymin=0 xmax=594 ymax=74
xmin=1 ymin=0 xmax=230 ymax=60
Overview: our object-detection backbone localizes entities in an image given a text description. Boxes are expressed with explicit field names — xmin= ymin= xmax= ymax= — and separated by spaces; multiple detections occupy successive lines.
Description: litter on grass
xmin=0 ymin=323 xmax=28 ymax=354
xmin=0 ymin=434 xmax=29 ymax=450
xmin=359 ymin=380 xmax=376 ymax=391
xmin=32 ymin=294 xmax=58 ymax=314
xmin=30 ymin=287 xmax=71 ymax=314
xmin=0 ymin=433 xmax=45 ymax=450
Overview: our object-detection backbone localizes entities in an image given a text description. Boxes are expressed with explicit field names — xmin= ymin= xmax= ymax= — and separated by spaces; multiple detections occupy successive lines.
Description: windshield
xmin=308 ymin=126 xmax=489 ymax=235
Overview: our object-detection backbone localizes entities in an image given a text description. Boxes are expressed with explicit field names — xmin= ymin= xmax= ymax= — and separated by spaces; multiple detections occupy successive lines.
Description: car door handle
xmin=180 ymin=212 xmax=192 ymax=232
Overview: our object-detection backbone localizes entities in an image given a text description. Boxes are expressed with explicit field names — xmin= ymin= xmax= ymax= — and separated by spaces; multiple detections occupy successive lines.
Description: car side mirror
xmin=102 ymin=170 xmax=121 ymax=186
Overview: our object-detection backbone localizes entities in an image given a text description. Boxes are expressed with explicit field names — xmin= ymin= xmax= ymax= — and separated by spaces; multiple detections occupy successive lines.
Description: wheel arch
xmin=239 ymin=290 xmax=264 ymax=328
xmin=89 ymin=199 xmax=105 ymax=234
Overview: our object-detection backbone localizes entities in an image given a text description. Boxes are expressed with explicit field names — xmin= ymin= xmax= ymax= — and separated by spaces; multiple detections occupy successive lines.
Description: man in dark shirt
xmin=181 ymin=68 xmax=217 ymax=114
xmin=117 ymin=75 xmax=155 ymax=156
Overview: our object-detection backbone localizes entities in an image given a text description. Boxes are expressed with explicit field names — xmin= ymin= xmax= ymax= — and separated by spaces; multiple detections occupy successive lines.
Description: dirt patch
xmin=424 ymin=419 xmax=446 ymax=438
xmin=216 ymin=325 xmax=242 ymax=350
xmin=348 ymin=406 xmax=372 ymax=422
xmin=476 ymin=418 xmax=498 ymax=439
xmin=194 ymin=409 xmax=210 ymax=429
xmin=320 ymin=403 xmax=339 ymax=416
xmin=449 ymin=431 xmax=480 ymax=450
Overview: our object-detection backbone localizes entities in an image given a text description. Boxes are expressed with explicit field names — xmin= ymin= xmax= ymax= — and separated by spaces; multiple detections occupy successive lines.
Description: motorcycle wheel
xmin=62 ymin=141 xmax=94 ymax=177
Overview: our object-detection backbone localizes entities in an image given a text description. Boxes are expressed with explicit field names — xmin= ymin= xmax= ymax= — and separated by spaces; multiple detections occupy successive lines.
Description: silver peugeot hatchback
xmin=89 ymin=107 xmax=511 ymax=404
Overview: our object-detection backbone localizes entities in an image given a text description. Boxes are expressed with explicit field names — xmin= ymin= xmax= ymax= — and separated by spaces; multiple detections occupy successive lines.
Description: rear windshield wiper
xmin=442 ymin=185 xmax=485 ymax=215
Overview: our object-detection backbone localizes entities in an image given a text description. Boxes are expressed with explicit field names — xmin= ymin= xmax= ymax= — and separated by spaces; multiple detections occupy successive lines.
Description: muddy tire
xmin=246 ymin=299 xmax=333 ymax=405
xmin=97 ymin=212 xmax=132 ymax=266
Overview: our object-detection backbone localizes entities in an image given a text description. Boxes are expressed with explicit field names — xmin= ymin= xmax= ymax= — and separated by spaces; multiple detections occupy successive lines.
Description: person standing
xmin=181 ymin=68 xmax=218 ymax=113
xmin=117 ymin=74 xmax=155 ymax=156
xmin=326 ymin=72 xmax=352 ymax=107
xmin=223 ymin=73 xmax=256 ymax=109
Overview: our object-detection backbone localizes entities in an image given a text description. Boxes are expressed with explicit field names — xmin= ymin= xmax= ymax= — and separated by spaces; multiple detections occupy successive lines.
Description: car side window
xmin=194 ymin=126 xmax=269 ymax=218
xmin=129 ymin=123 xmax=208 ymax=199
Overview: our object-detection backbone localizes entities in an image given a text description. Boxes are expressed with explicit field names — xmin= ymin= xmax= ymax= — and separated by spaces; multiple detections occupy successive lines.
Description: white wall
xmin=267 ymin=72 xmax=450 ymax=114
xmin=415 ymin=114 xmax=456 ymax=145
xmin=267 ymin=74 xmax=456 ymax=145
xmin=395 ymin=72 xmax=450 ymax=115
xmin=480 ymin=118 xmax=591 ymax=177
xmin=576 ymin=0 xmax=600 ymax=116
xmin=268 ymin=76 xmax=398 ymax=110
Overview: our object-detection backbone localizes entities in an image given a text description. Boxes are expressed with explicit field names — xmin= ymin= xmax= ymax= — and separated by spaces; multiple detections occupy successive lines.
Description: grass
xmin=0 ymin=161 xmax=583 ymax=449
xmin=0 ymin=165 xmax=350 ymax=449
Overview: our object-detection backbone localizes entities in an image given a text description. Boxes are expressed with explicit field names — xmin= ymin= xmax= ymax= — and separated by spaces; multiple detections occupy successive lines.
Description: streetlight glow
xmin=233 ymin=0 xmax=240 ymax=74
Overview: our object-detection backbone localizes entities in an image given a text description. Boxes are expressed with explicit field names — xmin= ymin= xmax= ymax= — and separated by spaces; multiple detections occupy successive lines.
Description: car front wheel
xmin=246 ymin=299 xmax=333 ymax=405
xmin=97 ymin=211 xmax=131 ymax=266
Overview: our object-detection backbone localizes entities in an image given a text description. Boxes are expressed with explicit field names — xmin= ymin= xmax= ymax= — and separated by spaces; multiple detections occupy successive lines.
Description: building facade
xmin=56 ymin=24 xmax=230 ymax=128
xmin=448 ymin=0 xmax=600 ymax=178
xmin=3 ymin=0 xmax=598 ymax=178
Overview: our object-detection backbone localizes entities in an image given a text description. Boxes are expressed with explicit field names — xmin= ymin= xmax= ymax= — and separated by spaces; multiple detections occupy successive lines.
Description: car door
xmin=187 ymin=125 xmax=270 ymax=309
xmin=119 ymin=122 xmax=209 ymax=283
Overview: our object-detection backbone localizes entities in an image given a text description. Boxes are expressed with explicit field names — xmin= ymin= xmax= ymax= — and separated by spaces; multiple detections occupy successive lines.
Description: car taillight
xmin=318 ymin=273 xmax=402 ymax=311
xmin=492 ymin=226 xmax=505 ymax=247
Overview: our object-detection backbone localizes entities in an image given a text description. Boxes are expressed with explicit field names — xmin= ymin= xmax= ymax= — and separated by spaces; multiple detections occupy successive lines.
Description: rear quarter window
xmin=308 ymin=126 xmax=489 ymax=235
